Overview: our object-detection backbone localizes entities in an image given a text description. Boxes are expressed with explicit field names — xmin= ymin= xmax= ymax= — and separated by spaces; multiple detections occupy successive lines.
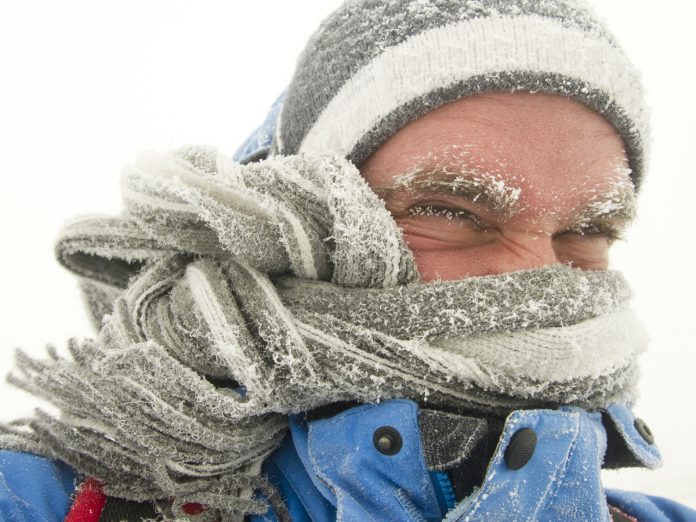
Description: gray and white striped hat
xmin=271 ymin=0 xmax=648 ymax=187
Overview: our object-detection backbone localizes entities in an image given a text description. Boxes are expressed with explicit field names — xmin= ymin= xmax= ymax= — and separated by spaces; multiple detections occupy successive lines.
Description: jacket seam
xmin=394 ymin=488 xmax=428 ymax=522
xmin=530 ymin=413 xmax=580 ymax=517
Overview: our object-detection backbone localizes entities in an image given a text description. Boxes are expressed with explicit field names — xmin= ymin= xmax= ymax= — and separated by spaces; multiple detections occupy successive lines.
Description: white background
xmin=1 ymin=0 xmax=694 ymax=509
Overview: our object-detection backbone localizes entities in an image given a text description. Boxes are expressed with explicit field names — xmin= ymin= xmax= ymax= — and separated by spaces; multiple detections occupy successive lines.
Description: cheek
xmin=403 ymin=232 xmax=613 ymax=282
xmin=399 ymin=228 xmax=499 ymax=281
xmin=409 ymin=248 xmax=495 ymax=282
xmin=405 ymin=238 xmax=552 ymax=281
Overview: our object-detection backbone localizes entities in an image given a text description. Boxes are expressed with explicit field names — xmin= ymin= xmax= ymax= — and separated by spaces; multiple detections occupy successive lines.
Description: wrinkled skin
xmin=360 ymin=92 xmax=635 ymax=282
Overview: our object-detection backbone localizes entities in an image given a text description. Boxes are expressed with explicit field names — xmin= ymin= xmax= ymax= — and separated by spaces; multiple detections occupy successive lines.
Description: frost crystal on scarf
xmin=0 ymin=146 xmax=646 ymax=521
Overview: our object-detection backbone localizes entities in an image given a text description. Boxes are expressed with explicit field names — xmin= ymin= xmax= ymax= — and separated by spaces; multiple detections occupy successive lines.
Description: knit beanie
xmin=271 ymin=0 xmax=648 ymax=187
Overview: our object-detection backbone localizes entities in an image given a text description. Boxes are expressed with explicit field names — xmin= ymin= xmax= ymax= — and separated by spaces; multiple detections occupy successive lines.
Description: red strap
xmin=181 ymin=502 xmax=207 ymax=515
xmin=64 ymin=477 xmax=107 ymax=522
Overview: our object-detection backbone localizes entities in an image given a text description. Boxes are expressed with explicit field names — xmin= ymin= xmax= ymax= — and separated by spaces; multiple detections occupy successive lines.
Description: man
xmin=1 ymin=0 xmax=694 ymax=521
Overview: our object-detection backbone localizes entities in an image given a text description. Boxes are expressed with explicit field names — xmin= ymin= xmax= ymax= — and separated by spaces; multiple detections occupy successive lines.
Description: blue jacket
xmin=1 ymin=400 xmax=694 ymax=521
xmin=248 ymin=399 xmax=695 ymax=522
xmin=1 ymin=96 xmax=695 ymax=521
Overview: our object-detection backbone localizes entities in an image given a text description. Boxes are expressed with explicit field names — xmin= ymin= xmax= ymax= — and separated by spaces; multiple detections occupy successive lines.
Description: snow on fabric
xmin=0 ymin=146 xmax=645 ymax=521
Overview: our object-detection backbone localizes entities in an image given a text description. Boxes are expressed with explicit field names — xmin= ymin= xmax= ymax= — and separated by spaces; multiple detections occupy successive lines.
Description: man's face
xmin=360 ymin=92 xmax=635 ymax=282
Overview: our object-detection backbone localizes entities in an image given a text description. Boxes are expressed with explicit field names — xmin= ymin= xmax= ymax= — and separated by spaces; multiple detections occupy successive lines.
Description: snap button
xmin=634 ymin=418 xmax=655 ymax=444
xmin=504 ymin=428 xmax=537 ymax=470
xmin=373 ymin=426 xmax=403 ymax=455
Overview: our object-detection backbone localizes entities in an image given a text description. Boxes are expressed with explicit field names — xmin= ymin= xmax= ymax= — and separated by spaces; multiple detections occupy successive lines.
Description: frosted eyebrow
xmin=373 ymin=165 xmax=523 ymax=215
xmin=571 ymin=182 xmax=637 ymax=227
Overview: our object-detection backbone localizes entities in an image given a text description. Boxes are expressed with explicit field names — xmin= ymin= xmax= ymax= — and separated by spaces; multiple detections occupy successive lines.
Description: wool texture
xmin=0 ymin=146 xmax=646 ymax=521
xmin=274 ymin=0 xmax=648 ymax=187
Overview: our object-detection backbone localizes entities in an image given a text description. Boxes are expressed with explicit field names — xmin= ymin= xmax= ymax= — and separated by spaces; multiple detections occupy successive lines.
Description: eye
xmin=556 ymin=222 xmax=625 ymax=244
xmin=407 ymin=205 xmax=488 ymax=229
xmin=390 ymin=203 xmax=497 ymax=249
xmin=552 ymin=222 xmax=625 ymax=270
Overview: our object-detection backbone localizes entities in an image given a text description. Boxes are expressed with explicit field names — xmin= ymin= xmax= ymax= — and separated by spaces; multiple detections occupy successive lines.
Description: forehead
xmin=360 ymin=92 xmax=633 ymax=220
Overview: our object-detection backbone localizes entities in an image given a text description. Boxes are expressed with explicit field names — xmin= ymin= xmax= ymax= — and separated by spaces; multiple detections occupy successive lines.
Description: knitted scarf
xmin=0 ymin=146 xmax=646 ymax=521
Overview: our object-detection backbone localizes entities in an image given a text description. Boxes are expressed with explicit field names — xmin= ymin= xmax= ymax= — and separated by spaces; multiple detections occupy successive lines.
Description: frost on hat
xmin=272 ymin=0 xmax=648 ymax=187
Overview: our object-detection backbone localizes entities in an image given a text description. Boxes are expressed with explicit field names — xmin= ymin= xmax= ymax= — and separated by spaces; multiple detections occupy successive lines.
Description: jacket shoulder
xmin=0 ymin=450 xmax=77 ymax=522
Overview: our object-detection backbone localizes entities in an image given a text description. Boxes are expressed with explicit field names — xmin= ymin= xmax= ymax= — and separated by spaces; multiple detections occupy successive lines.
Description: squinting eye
xmin=560 ymin=223 xmax=625 ymax=244
xmin=408 ymin=205 xmax=487 ymax=229
xmin=393 ymin=203 xmax=498 ymax=249
xmin=552 ymin=228 xmax=619 ymax=271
